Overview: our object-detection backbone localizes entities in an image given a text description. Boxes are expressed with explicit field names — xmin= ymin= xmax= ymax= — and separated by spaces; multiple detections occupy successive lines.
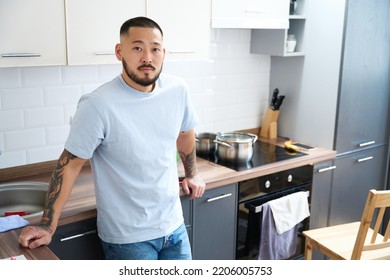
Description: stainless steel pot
xmin=214 ymin=132 xmax=258 ymax=162
xmin=196 ymin=132 xmax=217 ymax=155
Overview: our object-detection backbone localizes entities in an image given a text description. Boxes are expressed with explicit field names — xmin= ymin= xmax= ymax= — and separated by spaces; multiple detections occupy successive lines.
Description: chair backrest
xmin=351 ymin=189 xmax=390 ymax=259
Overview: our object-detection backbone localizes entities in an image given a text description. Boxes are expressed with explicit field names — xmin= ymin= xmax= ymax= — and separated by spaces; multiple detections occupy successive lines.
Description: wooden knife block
xmin=260 ymin=108 xmax=280 ymax=139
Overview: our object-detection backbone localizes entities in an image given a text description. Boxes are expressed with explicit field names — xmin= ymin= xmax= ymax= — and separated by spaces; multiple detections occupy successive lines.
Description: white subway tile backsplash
xmin=0 ymin=68 xmax=22 ymax=88
xmin=24 ymin=106 xmax=64 ymax=128
xmin=45 ymin=85 xmax=81 ymax=105
xmin=0 ymin=29 xmax=271 ymax=168
xmin=5 ymin=128 xmax=46 ymax=151
xmin=27 ymin=145 xmax=64 ymax=165
xmin=62 ymin=65 xmax=99 ymax=84
xmin=46 ymin=125 xmax=70 ymax=145
xmin=0 ymin=110 xmax=24 ymax=130
xmin=0 ymin=150 xmax=26 ymax=168
xmin=2 ymin=87 xmax=44 ymax=109
xmin=21 ymin=66 xmax=62 ymax=87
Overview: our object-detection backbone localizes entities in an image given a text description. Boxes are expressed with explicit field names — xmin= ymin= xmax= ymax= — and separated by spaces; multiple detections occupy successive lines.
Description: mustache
xmin=138 ymin=64 xmax=156 ymax=70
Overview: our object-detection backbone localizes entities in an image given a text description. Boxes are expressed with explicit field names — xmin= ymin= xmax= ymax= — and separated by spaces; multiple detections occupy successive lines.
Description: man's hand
xmin=181 ymin=174 xmax=206 ymax=199
xmin=18 ymin=225 xmax=53 ymax=249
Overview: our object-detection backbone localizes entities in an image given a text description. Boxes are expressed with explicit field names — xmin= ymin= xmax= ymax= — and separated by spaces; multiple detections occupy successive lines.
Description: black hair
xmin=120 ymin=16 xmax=163 ymax=37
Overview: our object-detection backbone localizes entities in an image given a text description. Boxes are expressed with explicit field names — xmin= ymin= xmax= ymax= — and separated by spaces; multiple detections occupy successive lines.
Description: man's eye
xmin=153 ymin=48 xmax=161 ymax=52
xmin=134 ymin=47 xmax=142 ymax=51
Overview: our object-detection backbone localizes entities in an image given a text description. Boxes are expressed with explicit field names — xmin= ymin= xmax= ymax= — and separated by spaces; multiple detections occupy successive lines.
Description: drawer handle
xmin=357 ymin=156 xmax=373 ymax=163
xmin=2 ymin=53 xmax=41 ymax=58
xmin=60 ymin=229 xmax=97 ymax=242
xmin=244 ymin=10 xmax=267 ymax=14
xmin=318 ymin=166 xmax=336 ymax=173
xmin=207 ymin=193 xmax=232 ymax=203
xmin=168 ymin=50 xmax=196 ymax=54
xmin=95 ymin=52 xmax=115 ymax=56
xmin=359 ymin=141 xmax=375 ymax=147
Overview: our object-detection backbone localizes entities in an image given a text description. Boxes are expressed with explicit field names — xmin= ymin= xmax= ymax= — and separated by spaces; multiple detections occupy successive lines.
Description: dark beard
xmin=122 ymin=59 xmax=162 ymax=87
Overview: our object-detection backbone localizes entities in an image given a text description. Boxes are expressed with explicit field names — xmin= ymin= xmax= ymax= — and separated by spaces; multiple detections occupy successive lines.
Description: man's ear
xmin=115 ymin=43 xmax=122 ymax=61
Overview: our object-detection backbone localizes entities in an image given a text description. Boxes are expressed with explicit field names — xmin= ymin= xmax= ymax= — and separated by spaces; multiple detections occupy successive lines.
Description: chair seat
xmin=303 ymin=222 xmax=390 ymax=260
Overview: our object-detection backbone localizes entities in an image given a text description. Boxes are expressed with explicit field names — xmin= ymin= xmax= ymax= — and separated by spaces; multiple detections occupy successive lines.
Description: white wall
xmin=0 ymin=29 xmax=271 ymax=168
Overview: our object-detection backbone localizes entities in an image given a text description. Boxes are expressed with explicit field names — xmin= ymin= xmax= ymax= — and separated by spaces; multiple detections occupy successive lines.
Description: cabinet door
xmin=65 ymin=0 xmax=146 ymax=65
xmin=48 ymin=218 xmax=105 ymax=260
xmin=310 ymin=160 xmax=336 ymax=260
xmin=181 ymin=195 xmax=192 ymax=245
xmin=212 ymin=0 xmax=289 ymax=29
xmin=147 ymin=0 xmax=211 ymax=60
xmin=192 ymin=184 xmax=237 ymax=260
xmin=334 ymin=0 xmax=390 ymax=153
xmin=329 ymin=145 xmax=388 ymax=226
xmin=0 ymin=0 xmax=66 ymax=67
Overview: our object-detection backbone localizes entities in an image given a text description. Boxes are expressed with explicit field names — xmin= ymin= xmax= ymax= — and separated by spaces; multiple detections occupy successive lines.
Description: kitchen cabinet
xmin=192 ymin=183 xmax=237 ymax=260
xmin=48 ymin=217 xmax=105 ymax=260
xmin=212 ymin=0 xmax=289 ymax=29
xmin=0 ymin=0 xmax=66 ymax=68
xmin=65 ymin=0 xmax=146 ymax=65
xmin=181 ymin=195 xmax=192 ymax=245
xmin=147 ymin=0 xmax=211 ymax=60
xmin=329 ymin=146 xmax=388 ymax=226
xmin=310 ymin=160 xmax=335 ymax=260
xmin=251 ymin=0 xmax=307 ymax=56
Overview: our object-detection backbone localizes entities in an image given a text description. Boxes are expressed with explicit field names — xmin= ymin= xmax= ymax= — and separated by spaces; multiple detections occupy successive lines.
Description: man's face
xmin=115 ymin=27 xmax=165 ymax=92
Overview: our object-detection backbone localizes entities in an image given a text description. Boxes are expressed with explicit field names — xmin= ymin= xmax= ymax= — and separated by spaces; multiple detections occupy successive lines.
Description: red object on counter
xmin=4 ymin=211 xmax=29 ymax=216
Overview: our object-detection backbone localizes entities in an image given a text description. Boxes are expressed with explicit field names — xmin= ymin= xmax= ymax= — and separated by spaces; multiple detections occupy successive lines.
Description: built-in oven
xmin=236 ymin=165 xmax=313 ymax=260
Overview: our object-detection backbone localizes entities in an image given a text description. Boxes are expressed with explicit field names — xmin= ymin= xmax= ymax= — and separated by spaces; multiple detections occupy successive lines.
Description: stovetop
xmin=197 ymin=141 xmax=305 ymax=172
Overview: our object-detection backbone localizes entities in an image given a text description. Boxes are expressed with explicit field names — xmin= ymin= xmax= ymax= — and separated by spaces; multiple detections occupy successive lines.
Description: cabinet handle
xmin=244 ymin=10 xmax=267 ymax=14
xmin=95 ymin=52 xmax=115 ymax=56
xmin=318 ymin=165 xmax=336 ymax=173
xmin=168 ymin=50 xmax=196 ymax=54
xmin=2 ymin=53 xmax=41 ymax=58
xmin=359 ymin=141 xmax=375 ymax=147
xmin=357 ymin=156 xmax=373 ymax=163
xmin=207 ymin=193 xmax=232 ymax=203
xmin=60 ymin=229 xmax=97 ymax=242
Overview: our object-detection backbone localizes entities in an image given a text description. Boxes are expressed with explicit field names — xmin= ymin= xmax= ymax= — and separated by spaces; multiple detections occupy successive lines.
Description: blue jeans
xmin=100 ymin=223 xmax=192 ymax=260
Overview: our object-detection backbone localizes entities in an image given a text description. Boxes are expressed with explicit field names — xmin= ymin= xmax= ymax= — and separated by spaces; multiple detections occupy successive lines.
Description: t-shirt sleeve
xmin=180 ymin=84 xmax=199 ymax=132
xmin=64 ymin=95 xmax=104 ymax=159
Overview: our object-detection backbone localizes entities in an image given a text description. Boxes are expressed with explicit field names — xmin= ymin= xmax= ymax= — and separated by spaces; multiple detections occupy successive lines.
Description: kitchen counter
xmin=0 ymin=138 xmax=336 ymax=260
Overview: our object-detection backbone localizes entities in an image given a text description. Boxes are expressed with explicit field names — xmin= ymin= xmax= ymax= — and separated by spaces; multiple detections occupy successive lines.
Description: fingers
xmin=18 ymin=226 xmax=52 ymax=249
xmin=183 ymin=176 xmax=206 ymax=199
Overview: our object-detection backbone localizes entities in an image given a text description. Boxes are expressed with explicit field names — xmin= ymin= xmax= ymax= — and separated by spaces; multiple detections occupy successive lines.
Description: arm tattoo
xmin=40 ymin=150 xmax=77 ymax=230
xmin=179 ymin=147 xmax=197 ymax=178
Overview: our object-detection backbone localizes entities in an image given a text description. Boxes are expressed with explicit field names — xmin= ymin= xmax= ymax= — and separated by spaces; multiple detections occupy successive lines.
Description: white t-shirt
xmin=65 ymin=73 xmax=198 ymax=244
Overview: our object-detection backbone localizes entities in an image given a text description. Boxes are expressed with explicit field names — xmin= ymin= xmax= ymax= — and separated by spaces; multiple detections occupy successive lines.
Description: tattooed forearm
xmin=40 ymin=150 xmax=77 ymax=229
xmin=179 ymin=147 xmax=198 ymax=178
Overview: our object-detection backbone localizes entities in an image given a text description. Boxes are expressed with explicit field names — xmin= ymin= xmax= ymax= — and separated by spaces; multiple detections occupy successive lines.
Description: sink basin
xmin=0 ymin=181 xmax=48 ymax=218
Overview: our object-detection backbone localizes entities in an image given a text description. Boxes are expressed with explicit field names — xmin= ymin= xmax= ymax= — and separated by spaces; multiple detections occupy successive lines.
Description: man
xmin=19 ymin=16 xmax=205 ymax=260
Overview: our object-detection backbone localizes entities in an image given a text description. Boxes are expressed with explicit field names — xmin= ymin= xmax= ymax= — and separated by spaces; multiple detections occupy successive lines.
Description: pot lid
xmin=216 ymin=132 xmax=257 ymax=143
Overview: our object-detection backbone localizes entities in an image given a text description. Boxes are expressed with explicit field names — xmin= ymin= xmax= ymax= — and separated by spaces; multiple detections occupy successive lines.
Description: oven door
xmin=236 ymin=184 xmax=311 ymax=260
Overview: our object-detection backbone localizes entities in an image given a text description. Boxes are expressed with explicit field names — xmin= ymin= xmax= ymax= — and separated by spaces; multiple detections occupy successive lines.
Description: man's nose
xmin=141 ymin=51 xmax=152 ymax=63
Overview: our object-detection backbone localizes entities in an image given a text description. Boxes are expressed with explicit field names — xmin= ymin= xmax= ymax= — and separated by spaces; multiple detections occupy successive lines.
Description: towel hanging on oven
xmin=268 ymin=191 xmax=310 ymax=234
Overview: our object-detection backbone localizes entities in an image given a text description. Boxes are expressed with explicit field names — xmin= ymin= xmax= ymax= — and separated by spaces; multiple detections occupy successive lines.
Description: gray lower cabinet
xmin=310 ymin=160 xmax=336 ymax=260
xmin=192 ymin=183 xmax=237 ymax=260
xmin=181 ymin=195 xmax=192 ymax=245
xmin=329 ymin=146 xmax=388 ymax=226
xmin=48 ymin=217 xmax=105 ymax=260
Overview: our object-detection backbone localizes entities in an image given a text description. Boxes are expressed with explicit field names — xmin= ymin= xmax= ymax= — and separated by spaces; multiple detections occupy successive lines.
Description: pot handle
xmin=214 ymin=139 xmax=233 ymax=148
xmin=246 ymin=133 xmax=258 ymax=143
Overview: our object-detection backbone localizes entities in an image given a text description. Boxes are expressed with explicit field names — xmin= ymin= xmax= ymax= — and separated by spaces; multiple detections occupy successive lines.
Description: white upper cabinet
xmin=0 ymin=0 xmax=66 ymax=68
xmin=212 ymin=0 xmax=289 ymax=29
xmin=65 ymin=0 xmax=146 ymax=65
xmin=147 ymin=0 xmax=211 ymax=60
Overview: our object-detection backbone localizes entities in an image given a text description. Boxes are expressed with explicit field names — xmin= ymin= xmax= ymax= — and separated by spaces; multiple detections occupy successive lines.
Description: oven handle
xmin=207 ymin=193 xmax=232 ymax=202
xmin=247 ymin=190 xmax=310 ymax=214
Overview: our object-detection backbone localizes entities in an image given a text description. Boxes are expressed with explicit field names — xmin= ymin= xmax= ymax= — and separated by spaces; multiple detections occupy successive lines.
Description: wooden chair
xmin=303 ymin=189 xmax=390 ymax=260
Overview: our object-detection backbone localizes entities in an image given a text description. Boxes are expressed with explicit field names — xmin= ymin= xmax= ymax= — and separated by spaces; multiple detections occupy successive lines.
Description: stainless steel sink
xmin=0 ymin=181 xmax=48 ymax=218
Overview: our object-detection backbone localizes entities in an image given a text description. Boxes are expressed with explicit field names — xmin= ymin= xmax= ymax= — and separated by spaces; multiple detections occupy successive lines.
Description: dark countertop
xmin=0 ymin=137 xmax=336 ymax=259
